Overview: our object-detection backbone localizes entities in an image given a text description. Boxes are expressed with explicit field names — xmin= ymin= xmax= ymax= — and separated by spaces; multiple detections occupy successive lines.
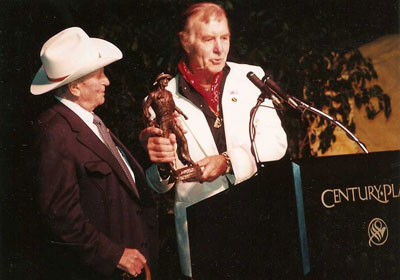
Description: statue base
xmin=175 ymin=164 xmax=203 ymax=182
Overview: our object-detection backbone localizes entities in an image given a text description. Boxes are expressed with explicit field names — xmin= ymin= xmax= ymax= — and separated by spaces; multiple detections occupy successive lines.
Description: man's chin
xmin=207 ymin=65 xmax=225 ymax=76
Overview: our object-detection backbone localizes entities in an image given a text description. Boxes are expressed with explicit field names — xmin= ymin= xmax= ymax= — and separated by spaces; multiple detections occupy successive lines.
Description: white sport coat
xmin=146 ymin=62 xmax=288 ymax=276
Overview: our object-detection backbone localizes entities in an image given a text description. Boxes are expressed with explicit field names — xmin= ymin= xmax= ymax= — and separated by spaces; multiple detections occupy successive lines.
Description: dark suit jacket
xmin=34 ymin=101 xmax=158 ymax=280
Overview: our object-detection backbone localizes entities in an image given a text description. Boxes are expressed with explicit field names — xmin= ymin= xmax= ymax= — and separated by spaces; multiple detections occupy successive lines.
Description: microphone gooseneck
xmin=246 ymin=71 xmax=369 ymax=154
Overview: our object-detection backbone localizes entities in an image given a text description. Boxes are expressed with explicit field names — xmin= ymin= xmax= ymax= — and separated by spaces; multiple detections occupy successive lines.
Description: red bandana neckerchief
xmin=178 ymin=60 xmax=223 ymax=117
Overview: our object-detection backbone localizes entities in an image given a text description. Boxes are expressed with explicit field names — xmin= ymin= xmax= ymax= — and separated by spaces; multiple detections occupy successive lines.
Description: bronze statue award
xmin=143 ymin=73 xmax=202 ymax=181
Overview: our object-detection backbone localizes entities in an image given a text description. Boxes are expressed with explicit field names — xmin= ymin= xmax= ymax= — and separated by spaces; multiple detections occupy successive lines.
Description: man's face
xmin=74 ymin=68 xmax=110 ymax=111
xmin=185 ymin=16 xmax=230 ymax=80
xmin=160 ymin=78 xmax=169 ymax=88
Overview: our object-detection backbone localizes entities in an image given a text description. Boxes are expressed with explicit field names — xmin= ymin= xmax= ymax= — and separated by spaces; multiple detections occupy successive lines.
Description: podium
xmin=187 ymin=151 xmax=400 ymax=279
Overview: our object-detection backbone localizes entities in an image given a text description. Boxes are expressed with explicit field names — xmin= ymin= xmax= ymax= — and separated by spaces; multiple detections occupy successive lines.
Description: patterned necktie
xmin=93 ymin=114 xmax=140 ymax=198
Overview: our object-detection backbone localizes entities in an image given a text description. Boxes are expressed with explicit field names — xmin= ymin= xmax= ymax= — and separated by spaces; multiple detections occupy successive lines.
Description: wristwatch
xmin=221 ymin=152 xmax=232 ymax=174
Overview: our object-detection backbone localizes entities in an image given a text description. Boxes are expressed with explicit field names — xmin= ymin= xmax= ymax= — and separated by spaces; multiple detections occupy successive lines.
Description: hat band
xmin=43 ymin=65 xmax=70 ymax=82
xmin=47 ymin=74 xmax=69 ymax=82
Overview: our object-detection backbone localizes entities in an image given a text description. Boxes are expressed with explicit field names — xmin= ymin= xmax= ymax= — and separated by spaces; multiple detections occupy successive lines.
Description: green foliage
xmin=224 ymin=1 xmax=391 ymax=157
xmin=298 ymin=49 xmax=390 ymax=155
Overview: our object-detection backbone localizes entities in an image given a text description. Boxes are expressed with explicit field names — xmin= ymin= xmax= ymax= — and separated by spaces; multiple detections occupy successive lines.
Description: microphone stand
xmin=247 ymin=72 xmax=369 ymax=161
xmin=288 ymin=95 xmax=369 ymax=154
xmin=249 ymin=97 xmax=264 ymax=163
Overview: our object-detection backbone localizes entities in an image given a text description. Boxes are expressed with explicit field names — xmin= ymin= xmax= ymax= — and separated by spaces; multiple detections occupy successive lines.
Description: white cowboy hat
xmin=30 ymin=27 xmax=122 ymax=95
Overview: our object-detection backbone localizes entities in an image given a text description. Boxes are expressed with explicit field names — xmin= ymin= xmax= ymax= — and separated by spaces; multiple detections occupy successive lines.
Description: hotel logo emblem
xmin=368 ymin=218 xmax=388 ymax=247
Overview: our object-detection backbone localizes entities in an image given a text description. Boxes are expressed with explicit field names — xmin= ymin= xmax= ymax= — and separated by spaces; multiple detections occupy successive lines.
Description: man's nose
xmin=103 ymin=73 xmax=110 ymax=86
xmin=213 ymin=39 xmax=223 ymax=54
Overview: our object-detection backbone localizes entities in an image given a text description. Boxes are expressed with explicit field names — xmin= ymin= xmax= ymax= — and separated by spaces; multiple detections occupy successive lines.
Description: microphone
xmin=246 ymin=72 xmax=282 ymax=105
xmin=247 ymin=71 xmax=299 ymax=109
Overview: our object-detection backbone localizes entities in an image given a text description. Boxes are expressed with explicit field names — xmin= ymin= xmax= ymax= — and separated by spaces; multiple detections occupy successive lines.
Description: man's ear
xmin=69 ymin=82 xmax=80 ymax=97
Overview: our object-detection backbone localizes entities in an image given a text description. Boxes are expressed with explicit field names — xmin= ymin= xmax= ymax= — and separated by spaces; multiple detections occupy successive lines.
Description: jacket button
xmin=231 ymin=97 xmax=237 ymax=102
xmin=141 ymin=241 xmax=148 ymax=248
xmin=136 ymin=208 xmax=142 ymax=215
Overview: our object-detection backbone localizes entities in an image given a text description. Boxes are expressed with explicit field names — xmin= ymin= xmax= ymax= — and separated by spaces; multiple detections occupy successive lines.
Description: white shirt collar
xmin=55 ymin=95 xmax=95 ymax=128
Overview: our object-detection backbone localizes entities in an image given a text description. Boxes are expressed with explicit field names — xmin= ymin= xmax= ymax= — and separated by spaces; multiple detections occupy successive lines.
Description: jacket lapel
xmin=53 ymin=102 xmax=141 ymax=199
xmin=168 ymin=77 xmax=219 ymax=160
xmin=112 ymin=134 xmax=148 ymax=198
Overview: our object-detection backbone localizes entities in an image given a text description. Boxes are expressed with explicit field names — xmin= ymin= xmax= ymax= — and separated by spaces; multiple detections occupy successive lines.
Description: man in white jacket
xmin=140 ymin=2 xmax=288 ymax=278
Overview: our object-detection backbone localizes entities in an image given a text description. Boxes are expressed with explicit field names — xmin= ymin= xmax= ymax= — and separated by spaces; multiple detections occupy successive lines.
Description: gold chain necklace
xmin=209 ymin=105 xmax=222 ymax=128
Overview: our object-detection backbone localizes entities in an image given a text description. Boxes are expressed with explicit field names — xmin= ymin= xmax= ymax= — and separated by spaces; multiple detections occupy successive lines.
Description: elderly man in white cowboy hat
xmin=31 ymin=27 xmax=158 ymax=280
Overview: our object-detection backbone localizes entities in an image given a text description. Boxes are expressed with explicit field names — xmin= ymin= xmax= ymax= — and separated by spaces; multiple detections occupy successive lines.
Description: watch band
xmin=221 ymin=152 xmax=232 ymax=174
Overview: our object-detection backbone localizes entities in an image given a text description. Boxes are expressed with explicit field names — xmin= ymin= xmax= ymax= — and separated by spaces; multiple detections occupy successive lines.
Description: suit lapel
xmin=112 ymin=134 xmax=148 ymax=198
xmin=53 ymin=102 xmax=141 ymax=199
